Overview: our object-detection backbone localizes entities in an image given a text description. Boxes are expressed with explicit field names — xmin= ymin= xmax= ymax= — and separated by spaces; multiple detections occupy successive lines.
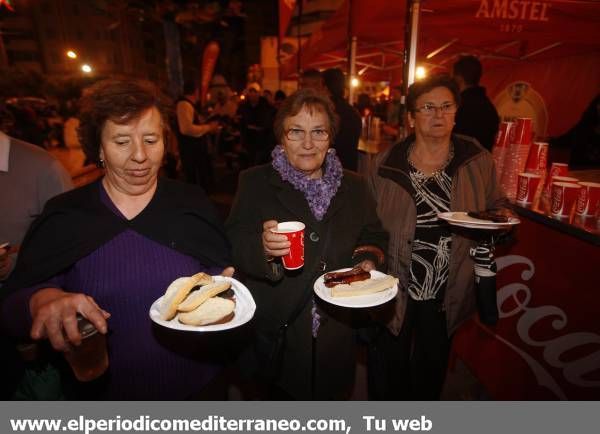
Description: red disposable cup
xmin=514 ymin=118 xmax=533 ymax=145
xmin=548 ymin=162 xmax=569 ymax=178
xmin=272 ymin=221 xmax=305 ymax=270
xmin=494 ymin=121 xmax=514 ymax=148
xmin=576 ymin=182 xmax=600 ymax=216
xmin=543 ymin=163 xmax=571 ymax=198
xmin=552 ymin=175 xmax=579 ymax=183
xmin=551 ymin=182 xmax=580 ymax=217
xmin=516 ymin=173 xmax=542 ymax=204
xmin=525 ymin=141 xmax=548 ymax=173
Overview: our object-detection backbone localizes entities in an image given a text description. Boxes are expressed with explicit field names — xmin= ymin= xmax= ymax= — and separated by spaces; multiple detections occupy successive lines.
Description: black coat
xmin=226 ymin=165 xmax=388 ymax=399
xmin=3 ymin=178 xmax=231 ymax=294
xmin=331 ymin=95 xmax=362 ymax=171
xmin=454 ymin=86 xmax=500 ymax=151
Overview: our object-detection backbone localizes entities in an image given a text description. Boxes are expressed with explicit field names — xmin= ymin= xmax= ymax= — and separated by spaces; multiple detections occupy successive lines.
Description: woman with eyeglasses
xmin=366 ymin=74 xmax=507 ymax=399
xmin=226 ymin=88 xmax=388 ymax=399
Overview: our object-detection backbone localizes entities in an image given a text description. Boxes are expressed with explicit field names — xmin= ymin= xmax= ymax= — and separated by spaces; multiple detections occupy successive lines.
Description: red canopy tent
xmin=282 ymin=0 xmax=600 ymax=135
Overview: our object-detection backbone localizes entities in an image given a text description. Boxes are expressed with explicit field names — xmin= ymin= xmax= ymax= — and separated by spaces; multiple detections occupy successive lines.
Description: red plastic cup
xmin=576 ymin=182 xmax=600 ymax=216
xmin=272 ymin=221 xmax=305 ymax=270
xmin=552 ymin=175 xmax=579 ymax=184
xmin=516 ymin=173 xmax=542 ymax=204
xmin=548 ymin=162 xmax=569 ymax=178
xmin=542 ymin=163 xmax=570 ymax=197
xmin=494 ymin=121 xmax=514 ymax=148
xmin=525 ymin=141 xmax=548 ymax=173
xmin=551 ymin=182 xmax=580 ymax=217
xmin=513 ymin=118 xmax=533 ymax=145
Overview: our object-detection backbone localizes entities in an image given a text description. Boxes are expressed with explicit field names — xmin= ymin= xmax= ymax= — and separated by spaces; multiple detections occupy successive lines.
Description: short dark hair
xmin=453 ymin=55 xmax=482 ymax=86
xmin=406 ymin=74 xmax=461 ymax=114
xmin=274 ymin=90 xmax=286 ymax=101
xmin=273 ymin=88 xmax=338 ymax=144
xmin=299 ymin=68 xmax=323 ymax=89
xmin=322 ymin=68 xmax=345 ymax=98
xmin=78 ymin=79 xmax=172 ymax=165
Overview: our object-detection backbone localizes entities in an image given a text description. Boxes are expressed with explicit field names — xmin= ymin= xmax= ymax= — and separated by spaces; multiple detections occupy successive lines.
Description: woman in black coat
xmin=226 ymin=89 xmax=388 ymax=399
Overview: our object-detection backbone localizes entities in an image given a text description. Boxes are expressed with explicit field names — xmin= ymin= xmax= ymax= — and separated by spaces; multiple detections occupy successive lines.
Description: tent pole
xmin=407 ymin=0 xmax=421 ymax=87
xmin=297 ymin=0 xmax=303 ymax=75
xmin=346 ymin=0 xmax=356 ymax=104
xmin=349 ymin=36 xmax=357 ymax=104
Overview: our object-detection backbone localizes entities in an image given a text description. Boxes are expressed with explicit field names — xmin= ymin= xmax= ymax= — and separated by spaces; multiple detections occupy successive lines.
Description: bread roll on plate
xmin=179 ymin=297 xmax=236 ymax=326
xmin=177 ymin=281 xmax=232 ymax=312
xmin=331 ymin=275 xmax=398 ymax=298
xmin=159 ymin=272 xmax=213 ymax=320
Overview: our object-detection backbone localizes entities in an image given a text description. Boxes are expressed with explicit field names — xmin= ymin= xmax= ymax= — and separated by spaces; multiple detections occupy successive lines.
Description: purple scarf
xmin=271 ymin=145 xmax=344 ymax=221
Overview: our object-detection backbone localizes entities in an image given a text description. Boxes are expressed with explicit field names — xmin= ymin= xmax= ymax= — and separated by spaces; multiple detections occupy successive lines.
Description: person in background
xmin=367 ymin=74 xmax=506 ymax=400
xmin=550 ymin=94 xmax=600 ymax=169
xmin=322 ymin=68 xmax=361 ymax=171
xmin=0 ymin=131 xmax=73 ymax=398
xmin=175 ymin=79 xmax=220 ymax=190
xmin=227 ymin=89 xmax=387 ymax=399
xmin=299 ymin=69 xmax=325 ymax=92
xmin=263 ymin=89 xmax=274 ymax=107
xmin=236 ymin=83 xmax=276 ymax=166
xmin=383 ymin=86 xmax=406 ymax=140
xmin=0 ymin=132 xmax=73 ymax=282
xmin=356 ymin=93 xmax=374 ymax=117
xmin=274 ymin=90 xmax=287 ymax=111
xmin=452 ymin=55 xmax=499 ymax=151
xmin=1 ymin=79 xmax=233 ymax=400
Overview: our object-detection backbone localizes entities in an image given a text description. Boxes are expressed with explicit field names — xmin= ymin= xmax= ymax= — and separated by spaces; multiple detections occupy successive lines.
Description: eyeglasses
xmin=285 ymin=128 xmax=330 ymax=141
xmin=414 ymin=102 xmax=457 ymax=115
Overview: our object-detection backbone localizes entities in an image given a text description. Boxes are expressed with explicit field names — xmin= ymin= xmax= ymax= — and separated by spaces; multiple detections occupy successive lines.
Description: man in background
xmin=236 ymin=83 xmax=276 ymax=166
xmin=0 ymin=131 xmax=73 ymax=282
xmin=322 ymin=68 xmax=361 ymax=171
xmin=0 ymin=130 xmax=72 ymax=398
xmin=299 ymin=68 xmax=325 ymax=92
xmin=452 ymin=55 xmax=499 ymax=151
xmin=175 ymin=80 xmax=219 ymax=190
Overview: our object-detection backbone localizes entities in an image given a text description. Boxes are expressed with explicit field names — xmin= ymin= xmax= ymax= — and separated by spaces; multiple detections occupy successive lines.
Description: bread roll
xmin=177 ymin=281 xmax=232 ymax=312
xmin=178 ymin=297 xmax=236 ymax=326
xmin=159 ymin=272 xmax=214 ymax=320
xmin=331 ymin=275 xmax=398 ymax=298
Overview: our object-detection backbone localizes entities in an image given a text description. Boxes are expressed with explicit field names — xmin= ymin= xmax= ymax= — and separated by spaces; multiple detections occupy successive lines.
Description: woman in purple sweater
xmin=1 ymin=79 xmax=233 ymax=399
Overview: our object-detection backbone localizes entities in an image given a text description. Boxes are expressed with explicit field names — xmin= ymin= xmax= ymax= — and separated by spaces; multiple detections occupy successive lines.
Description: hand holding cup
xmin=262 ymin=220 xmax=291 ymax=259
xmin=263 ymin=220 xmax=305 ymax=269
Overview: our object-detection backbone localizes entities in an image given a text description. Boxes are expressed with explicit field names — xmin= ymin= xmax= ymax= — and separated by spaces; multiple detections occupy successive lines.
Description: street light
xmin=81 ymin=64 xmax=92 ymax=73
xmin=66 ymin=50 xmax=77 ymax=59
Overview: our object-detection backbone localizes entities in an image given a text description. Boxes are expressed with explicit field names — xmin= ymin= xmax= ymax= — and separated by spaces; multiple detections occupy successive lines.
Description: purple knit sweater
xmin=2 ymin=186 xmax=224 ymax=399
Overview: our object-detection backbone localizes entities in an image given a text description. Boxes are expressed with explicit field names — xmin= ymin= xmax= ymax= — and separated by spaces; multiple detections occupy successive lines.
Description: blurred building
xmin=0 ymin=0 xmax=167 ymax=81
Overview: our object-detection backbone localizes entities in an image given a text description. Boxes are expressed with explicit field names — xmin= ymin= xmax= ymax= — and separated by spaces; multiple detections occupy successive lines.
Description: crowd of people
xmin=1 ymin=56 xmax=595 ymax=401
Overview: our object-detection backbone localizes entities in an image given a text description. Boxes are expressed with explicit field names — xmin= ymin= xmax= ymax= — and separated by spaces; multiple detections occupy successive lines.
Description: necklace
xmin=407 ymin=142 xmax=454 ymax=181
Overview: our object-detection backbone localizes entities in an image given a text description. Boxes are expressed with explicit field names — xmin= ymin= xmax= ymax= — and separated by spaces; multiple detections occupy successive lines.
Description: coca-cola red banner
xmin=279 ymin=0 xmax=296 ymax=43
xmin=452 ymin=216 xmax=600 ymax=399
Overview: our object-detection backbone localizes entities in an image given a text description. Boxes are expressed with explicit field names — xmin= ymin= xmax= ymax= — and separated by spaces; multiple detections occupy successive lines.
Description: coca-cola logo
xmin=538 ymin=146 xmax=548 ymax=170
xmin=492 ymin=255 xmax=600 ymax=399
xmin=551 ymin=186 xmax=564 ymax=214
xmin=517 ymin=177 xmax=529 ymax=201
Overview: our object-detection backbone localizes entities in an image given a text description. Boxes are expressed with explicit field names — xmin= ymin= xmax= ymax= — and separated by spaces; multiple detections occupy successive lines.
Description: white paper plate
xmin=437 ymin=211 xmax=520 ymax=230
xmin=149 ymin=276 xmax=256 ymax=332
xmin=314 ymin=268 xmax=398 ymax=308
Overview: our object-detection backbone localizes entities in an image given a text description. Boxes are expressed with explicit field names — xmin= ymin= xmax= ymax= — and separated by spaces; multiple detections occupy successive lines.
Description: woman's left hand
xmin=355 ymin=259 xmax=376 ymax=272
xmin=221 ymin=266 xmax=235 ymax=277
